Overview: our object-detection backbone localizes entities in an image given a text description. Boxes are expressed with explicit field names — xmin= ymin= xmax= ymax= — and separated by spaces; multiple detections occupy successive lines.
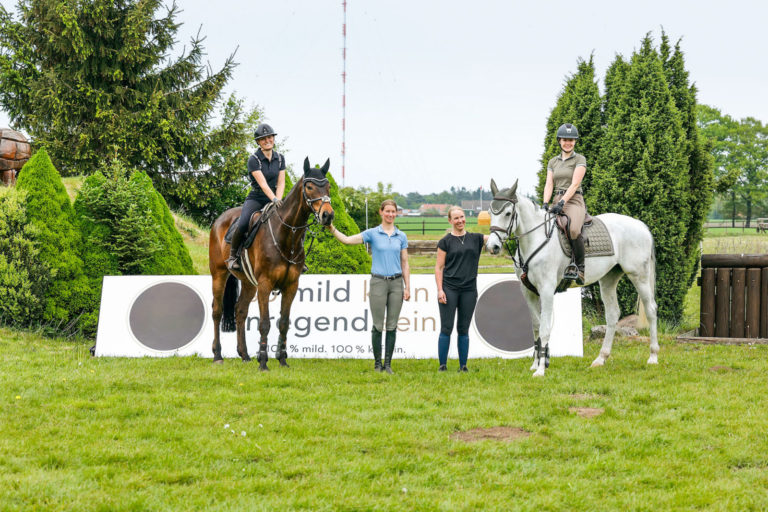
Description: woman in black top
xmin=228 ymin=123 xmax=286 ymax=271
xmin=434 ymin=206 xmax=489 ymax=372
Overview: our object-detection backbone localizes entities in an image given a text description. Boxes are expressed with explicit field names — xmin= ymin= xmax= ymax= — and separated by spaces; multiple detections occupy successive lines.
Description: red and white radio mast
xmin=341 ymin=0 xmax=347 ymax=186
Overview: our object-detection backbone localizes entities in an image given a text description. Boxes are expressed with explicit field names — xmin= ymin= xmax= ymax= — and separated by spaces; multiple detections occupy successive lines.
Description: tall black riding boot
xmin=227 ymin=228 xmax=245 ymax=271
xmin=573 ymin=234 xmax=586 ymax=285
xmin=383 ymin=330 xmax=397 ymax=374
xmin=371 ymin=327 xmax=383 ymax=371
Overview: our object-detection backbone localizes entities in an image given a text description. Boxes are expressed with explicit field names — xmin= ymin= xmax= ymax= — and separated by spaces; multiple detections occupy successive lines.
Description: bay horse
xmin=209 ymin=158 xmax=334 ymax=370
xmin=485 ymin=179 xmax=658 ymax=377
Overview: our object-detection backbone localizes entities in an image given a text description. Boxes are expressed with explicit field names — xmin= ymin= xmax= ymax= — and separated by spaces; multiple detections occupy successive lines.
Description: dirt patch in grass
xmin=451 ymin=426 xmax=531 ymax=443
xmin=569 ymin=407 xmax=604 ymax=418
xmin=709 ymin=366 xmax=734 ymax=372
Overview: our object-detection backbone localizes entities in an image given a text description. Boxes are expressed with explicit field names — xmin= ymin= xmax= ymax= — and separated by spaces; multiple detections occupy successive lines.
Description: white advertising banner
xmin=95 ymin=274 xmax=583 ymax=359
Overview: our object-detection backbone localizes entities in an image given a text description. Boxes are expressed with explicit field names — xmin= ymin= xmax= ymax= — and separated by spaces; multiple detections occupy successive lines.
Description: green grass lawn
xmin=2 ymin=327 xmax=768 ymax=511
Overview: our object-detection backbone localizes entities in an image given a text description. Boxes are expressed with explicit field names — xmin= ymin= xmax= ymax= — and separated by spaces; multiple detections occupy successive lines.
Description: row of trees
xmin=538 ymin=33 xmax=715 ymax=324
xmin=697 ymin=105 xmax=768 ymax=225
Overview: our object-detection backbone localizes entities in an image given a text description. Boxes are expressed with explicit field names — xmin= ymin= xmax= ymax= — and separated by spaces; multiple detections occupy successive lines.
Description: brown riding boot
xmin=572 ymin=235 xmax=586 ymax=285
xmin=227 ymin=228 xmax=245 ymax=271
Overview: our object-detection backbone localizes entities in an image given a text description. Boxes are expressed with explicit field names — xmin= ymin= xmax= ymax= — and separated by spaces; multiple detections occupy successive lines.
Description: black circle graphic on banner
xmin=129 ymin=282 xmax=205 ymax=351
xmin=474 ymin=280 xmax=535 ymax=353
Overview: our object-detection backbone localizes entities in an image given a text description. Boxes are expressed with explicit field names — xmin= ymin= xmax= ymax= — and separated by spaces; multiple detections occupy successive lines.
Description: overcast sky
xmin=1 ymin=1 xmax=766 ymax=198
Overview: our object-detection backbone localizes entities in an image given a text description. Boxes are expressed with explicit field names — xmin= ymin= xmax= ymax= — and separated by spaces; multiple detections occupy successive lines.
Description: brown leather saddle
xmin=223 ymin=202 xmax=276 ymax=249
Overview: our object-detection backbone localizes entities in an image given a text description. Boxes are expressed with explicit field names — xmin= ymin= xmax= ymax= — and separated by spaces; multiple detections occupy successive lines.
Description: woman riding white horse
xmin=485 ymin=179 xmax=659 ymax=377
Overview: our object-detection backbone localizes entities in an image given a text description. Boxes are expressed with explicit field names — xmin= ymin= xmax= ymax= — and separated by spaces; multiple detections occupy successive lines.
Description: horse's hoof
xmin=529 ymin=362 xmax=538 ymax=371
xmin=259 ymin=365 xmax=269 ymax=372
xmin=590 ymin=358 xmax=605 ymax=367
xmin=241 ymin=356 xmax=251 ymax=362
xmin=532 ymin=370 xmax=545 ymax=377
xmin=213 ymin=359 xmax=224 ymax=365
xmin=647 ymin=356 xmax=658 ymax=365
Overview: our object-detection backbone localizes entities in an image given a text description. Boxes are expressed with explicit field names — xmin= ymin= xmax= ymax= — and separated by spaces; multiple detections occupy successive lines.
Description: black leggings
xmin=438 ymin=287 xmax=478 ymax=336
xmin=236 ymin=198 xmax=267 ymax=237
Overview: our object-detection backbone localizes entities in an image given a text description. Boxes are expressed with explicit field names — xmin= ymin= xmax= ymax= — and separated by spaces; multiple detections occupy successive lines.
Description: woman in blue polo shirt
xmin=328 ymin=199 xmax=410 ymax=373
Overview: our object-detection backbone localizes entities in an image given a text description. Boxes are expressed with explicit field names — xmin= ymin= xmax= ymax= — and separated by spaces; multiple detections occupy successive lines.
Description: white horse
xmin=485 ymin=179 xmax=659 ymax=377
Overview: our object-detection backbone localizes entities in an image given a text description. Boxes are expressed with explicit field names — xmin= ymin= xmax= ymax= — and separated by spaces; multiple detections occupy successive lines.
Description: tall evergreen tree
xmin=660 ymin=33 xmax=715 ymax=286
xmin=15 ymin=148 xmax=93 ymax=330
xmin=0 ymin=0 xmax=257 ymax=220
xmin=590 ymin=35 xmax=690 ymax=322
xmin=537 ymin=56 xmax=602 ymax=198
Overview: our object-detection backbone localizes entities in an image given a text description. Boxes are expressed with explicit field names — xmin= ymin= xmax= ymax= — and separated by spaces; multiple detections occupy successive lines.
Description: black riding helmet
xmin=556 ymin=123 xmax=579 ymax=140
xmin=254 ymin=123 xmax=277 ymax=141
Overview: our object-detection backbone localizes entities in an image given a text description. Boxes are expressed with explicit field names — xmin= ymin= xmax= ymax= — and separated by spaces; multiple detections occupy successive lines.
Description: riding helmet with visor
xmin=556 ymin=123 xmax=579 ymax=140
xmin=254 ymin=123 xmax=277 ymax=141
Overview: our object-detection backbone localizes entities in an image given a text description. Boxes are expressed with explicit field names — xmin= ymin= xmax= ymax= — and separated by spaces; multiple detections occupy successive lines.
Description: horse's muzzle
xmin=320 ymin=210 xmax=334 ymax=226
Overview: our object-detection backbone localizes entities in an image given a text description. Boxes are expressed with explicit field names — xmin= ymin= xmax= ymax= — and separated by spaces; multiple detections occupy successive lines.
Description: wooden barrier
xmin=699 ymin=254 xmax=768 ymax=339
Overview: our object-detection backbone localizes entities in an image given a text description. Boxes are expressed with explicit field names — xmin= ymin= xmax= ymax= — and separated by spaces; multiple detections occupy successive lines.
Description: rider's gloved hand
xmin=543 ymin=203 xmax=550 ymax=212
xmin=272 ymin=197 xmax=283 ymax=208
xmin=549 ymin=200 xmax=565 ymax=215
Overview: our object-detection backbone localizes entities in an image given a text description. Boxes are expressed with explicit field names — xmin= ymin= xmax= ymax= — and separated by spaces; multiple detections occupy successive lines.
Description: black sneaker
xmin=458 ymin=365 xmax=468 ymax=373
xmin=438 ymin=365 xmax=447 ymax=372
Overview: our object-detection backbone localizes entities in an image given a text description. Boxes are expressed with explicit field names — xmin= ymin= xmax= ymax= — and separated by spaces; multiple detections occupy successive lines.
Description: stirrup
xmin=563 ymin=263 xmax=579 ymax=280
xmin=227 ymin=255 xmax=241 ymax=271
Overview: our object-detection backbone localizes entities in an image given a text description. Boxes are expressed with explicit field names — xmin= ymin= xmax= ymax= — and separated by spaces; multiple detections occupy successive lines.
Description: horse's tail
xmin=221 ymin=274 xmax=239 ymax=332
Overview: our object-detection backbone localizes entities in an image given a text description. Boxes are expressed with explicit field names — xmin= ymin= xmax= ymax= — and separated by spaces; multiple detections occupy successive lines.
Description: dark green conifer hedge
xmin=541 ymin=34 xmax=714 ymax=324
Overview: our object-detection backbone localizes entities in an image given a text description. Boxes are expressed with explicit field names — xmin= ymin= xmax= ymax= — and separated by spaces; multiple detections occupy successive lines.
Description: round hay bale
xmin=477 ymin=210 xmax=491 ymax=226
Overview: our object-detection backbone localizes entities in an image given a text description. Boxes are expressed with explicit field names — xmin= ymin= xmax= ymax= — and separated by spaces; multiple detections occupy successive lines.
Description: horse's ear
xmin=320 ymin=158 xmax=330 ymax=175
xmin=510 ymin=179 xmax=518 ymax=198
xmin=303 ymin=157 xmax=310 ymax=174
xmin=490 ymin=179 xmax=498 ymax=196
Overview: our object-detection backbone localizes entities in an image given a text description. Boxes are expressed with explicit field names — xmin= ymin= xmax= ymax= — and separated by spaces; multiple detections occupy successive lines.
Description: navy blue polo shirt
xmin=247 ymin=148 xmax=285 ymax=202
xmin=361 ymin=225 xmax=408 ymax=276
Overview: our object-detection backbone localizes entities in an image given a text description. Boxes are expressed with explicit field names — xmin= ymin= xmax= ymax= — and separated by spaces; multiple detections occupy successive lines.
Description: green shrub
xmin=131 ymin=171 xmax=195 ymax=275
xmin=303 ymin=171 xmax=371 ymax=274
xmin=74 ymin=163 xmax=196 ymax=333
xmin=15 ymin=148 xmax=93 ymax=331
xmin=0 ymin=187 xmax=50 ymax=326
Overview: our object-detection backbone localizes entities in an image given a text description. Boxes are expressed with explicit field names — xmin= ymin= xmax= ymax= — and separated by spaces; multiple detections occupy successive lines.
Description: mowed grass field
xmin=6 ymin=182 xmax=767 ymax=509
xmin=3 ymin=327 xmax=768 ymax=511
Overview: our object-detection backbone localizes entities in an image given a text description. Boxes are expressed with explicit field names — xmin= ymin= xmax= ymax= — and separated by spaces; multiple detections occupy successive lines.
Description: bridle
xmin=302 ymin=177 xmax=332 ymax=223
xmin=267 ymin=177 xmax=332 ymax=265
xmin=489 ymin=195 xmax=556 ymax=294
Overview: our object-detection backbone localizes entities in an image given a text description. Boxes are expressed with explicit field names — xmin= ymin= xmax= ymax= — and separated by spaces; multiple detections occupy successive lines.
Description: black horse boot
xmin=227 ymin=227 xmax=245 ymax=271
xmin=371 ymin=327 xmax=383 ymax=371
xmin=572 ymin=234 xmax=586 ymax=285
xmin=383 ymin=330 xmax=397 ymax=374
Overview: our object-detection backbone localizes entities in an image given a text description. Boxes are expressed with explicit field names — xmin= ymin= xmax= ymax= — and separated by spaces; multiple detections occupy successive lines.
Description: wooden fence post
xmin=699 ymin=268 xmax=715 ymax=337
xmin=715 ymin=268 xmax=730 ymax=338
